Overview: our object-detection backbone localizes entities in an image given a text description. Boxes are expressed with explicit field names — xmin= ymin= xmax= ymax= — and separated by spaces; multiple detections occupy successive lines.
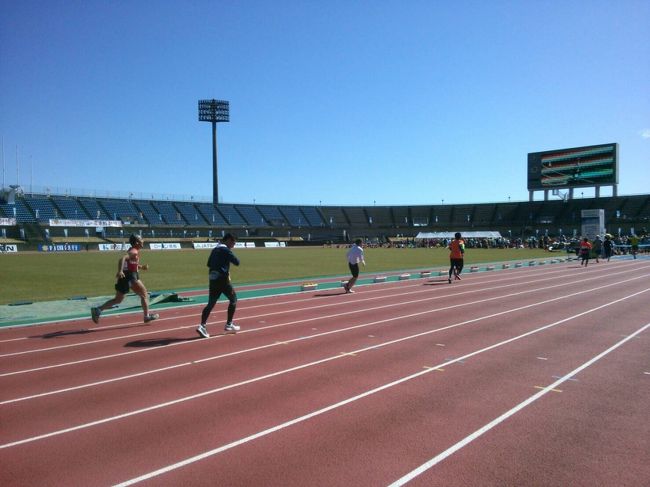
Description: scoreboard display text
xmin=527 ymin=143 xmax=618 ymax=190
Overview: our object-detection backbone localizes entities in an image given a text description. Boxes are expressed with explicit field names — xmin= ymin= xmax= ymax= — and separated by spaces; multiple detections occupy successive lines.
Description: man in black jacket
xmin=197 ymin=233 xmax=240 ymax=338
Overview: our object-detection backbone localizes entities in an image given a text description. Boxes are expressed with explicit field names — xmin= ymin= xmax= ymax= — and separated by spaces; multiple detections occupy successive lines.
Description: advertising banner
xmin=149 ymin=242 xmax=182 ymax=250
xmin=0 ymin=244 xmax=18 ymax=253
xmin=194 ymin=242 xmax=255 ymax=249
xmin=193 ymin=242 xmax=219 ymax=249
xmin=49 ymin=219 xmax=122 ymax=228
xmin=0 ymin=218 xmax=16 ymax=226
xmin=38 ymin=243 xmax=82 ymax=252
xmin=98 ymin=243 xmax=132 ymax=251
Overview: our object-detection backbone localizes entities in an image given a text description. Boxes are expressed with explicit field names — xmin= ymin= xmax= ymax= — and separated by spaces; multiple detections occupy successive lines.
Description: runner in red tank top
xmin=91 ymin=234 xmax=159 ymax=324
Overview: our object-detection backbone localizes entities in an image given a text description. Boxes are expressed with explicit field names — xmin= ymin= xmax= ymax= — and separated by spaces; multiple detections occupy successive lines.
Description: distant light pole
xmin=198 ymin=99 xmax=230 ymax=205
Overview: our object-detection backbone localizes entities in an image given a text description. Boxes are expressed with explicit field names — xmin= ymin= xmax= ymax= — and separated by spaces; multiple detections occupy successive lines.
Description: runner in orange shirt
xmin=448 ymin=232 xmax=465 ymax=284
xmin=579 ymin=237 xmax=593 ymax=266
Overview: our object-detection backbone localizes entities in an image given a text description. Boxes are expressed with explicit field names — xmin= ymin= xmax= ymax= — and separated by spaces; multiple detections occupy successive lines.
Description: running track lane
xmin=1 ymin=261 xmax=649 ymax=486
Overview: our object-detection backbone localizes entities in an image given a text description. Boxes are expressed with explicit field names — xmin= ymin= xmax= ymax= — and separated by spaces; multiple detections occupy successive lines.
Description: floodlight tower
xmin=198 ymin=99 xmax=230 ymax=205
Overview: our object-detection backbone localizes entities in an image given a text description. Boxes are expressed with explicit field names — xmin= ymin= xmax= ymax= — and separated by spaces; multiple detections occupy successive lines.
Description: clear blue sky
xmin=1 ymin=0 xmax=648 ymax=206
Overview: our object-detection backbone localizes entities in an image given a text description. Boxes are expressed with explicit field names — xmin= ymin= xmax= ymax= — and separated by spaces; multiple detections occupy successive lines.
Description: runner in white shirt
xmin=344 ymin=239 xmax=365 ymax=293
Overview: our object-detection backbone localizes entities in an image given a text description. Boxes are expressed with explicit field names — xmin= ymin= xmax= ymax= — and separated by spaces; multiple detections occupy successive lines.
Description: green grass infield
xmin=0 ymin=246 xmax=552 ymax=305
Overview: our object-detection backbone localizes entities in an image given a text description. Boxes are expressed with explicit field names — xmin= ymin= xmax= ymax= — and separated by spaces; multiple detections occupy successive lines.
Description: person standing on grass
xmin=91 ymin=234 xmax=159 ymax=324
xmin=448 ymin=232 xmax=465 ymax=284
xmin=344 ymin=239 xmax=365 ymax=293
xmin=579 ymin=237 xmax=592 ymax=266
xmin=196 ymin=233 xmax=240 ymax=338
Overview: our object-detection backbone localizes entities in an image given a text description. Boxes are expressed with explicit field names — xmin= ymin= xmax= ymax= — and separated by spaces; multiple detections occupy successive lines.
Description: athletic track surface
xmin=1 ymin=260 xmax=649 ymax=486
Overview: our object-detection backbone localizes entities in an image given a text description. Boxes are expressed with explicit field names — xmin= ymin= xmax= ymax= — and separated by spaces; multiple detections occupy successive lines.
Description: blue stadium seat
xmin=217 ymin=205 xmax=246 ymax=225
xmin=51 ymin=196 xmax=90 ymax=220
xmin=236 ymin=205 xmax=267 ymax=226
xmin=300 ymin=206 xmax=324 ymax=226
xmin=99 ymin=199 xmax=142 ymax=223
xmin=153 ymin=201 xmax=186 ymax=225
xmin=0 ymin=199 xmax=36 ymax=222
xmin=23 ymin=196 xmax=59 ymax=222
xmin=133 ymin=200 xmax=163 ymax=225
xmin=279 ymin=206 xmax=307 ymax=226
xmin=175 ymin=202 xmax=208 ymax=225
xmin=78 ymin=198 xmax=110 ymax=220
xmin=196 ymin=203 xmax=228 ymax=226
xmin=258 ymin=206 xmax=287 ymax=226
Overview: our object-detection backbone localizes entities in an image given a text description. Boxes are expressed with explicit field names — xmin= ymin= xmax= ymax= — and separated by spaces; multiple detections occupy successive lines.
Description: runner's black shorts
xmin=208 ymin=274 xmax=237 ymax=304
xmin=115 ymin=271 xmax=139 ymax=294
xmin=450 ymin=258 xmax=464 ymax=270
xmin=349 ymin=263 xmax=360 ymax=278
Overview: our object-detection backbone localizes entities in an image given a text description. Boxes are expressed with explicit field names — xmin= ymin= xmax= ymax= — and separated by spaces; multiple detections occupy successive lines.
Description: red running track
xmin=1 ymin=260 xmax=649 ymax=486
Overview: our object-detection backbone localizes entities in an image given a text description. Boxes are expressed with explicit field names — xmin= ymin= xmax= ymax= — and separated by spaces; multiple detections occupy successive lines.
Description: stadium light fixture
xmin=198 ymin=99 xmax=230 ymax=205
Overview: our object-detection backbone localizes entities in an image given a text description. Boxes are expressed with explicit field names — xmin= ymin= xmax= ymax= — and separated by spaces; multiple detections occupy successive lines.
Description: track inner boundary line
xmin=3 ymin=283 xmax=648 ymax=449
xmin=2 ymin=265 xmax=648 ymax=382
xmin=1 ymin=260 xmax=640 ymax=346
xmin=0 ymin=262 xmax=585 ymax=351
xmin=1 ymin=262 xmax=645 ymax=363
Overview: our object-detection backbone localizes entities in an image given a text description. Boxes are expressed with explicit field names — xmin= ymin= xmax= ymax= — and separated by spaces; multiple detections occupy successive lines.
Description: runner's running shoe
xmin=224 ymin=322 xmax=240 ymax=332
xmin=196 ymin=324 xmax=210 ymax=338
xmin=91 ymin=307 xmax=101 ymax=324
xmin=144 ymin=313 xmax=159 ymax=323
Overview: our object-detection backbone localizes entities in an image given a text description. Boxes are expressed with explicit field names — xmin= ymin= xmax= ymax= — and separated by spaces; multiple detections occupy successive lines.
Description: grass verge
xmin=0 ymin=246 xmax=552 ymax=304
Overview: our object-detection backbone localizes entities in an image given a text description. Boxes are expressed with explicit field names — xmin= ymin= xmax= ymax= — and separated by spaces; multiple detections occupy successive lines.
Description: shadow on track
xmin=313 ymin=290 xmax=348 ymax=298
xmin=32 ymin=323 xmax=152 ymax=339
xmin=424 ymin=279 xmax=452 ymax=286
xmin=125 ymin=337 xmax=197 ymax=348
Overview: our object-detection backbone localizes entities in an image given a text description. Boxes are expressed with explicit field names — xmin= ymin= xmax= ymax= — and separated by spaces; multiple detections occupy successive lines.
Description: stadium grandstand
xmin=0 ymin=185 xmax=648 ymax=250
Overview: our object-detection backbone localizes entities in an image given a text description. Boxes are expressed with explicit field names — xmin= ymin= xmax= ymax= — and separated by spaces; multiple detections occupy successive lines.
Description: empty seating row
xmin=237 ymin=206 xmax=267 ymax=226
xmin=133 ymin=201 xmax=164 ymax=224
xmin=258 ymin=206 xmax=287 ymax=226
xmin=175 ymin=202 xmax=208 ymax=225
xmin=0 ymin=200 xmax=36 ymax=222
xmin=279 ymin=206 xmax=307 ymax=226
xmin=155 ymin=201 xmax=186 ymax=225
xmin=23 ymin=196 xmax=61 ymax=222
xmin=51 ymin=196 xmax=90 ymax=219
xmin=79 ymin=198 xmax=110 ymax=219
xmin=101 ymin=199 xmax=142 ymax=223
xmin=196 ymin=203 xmax=228 ymax=226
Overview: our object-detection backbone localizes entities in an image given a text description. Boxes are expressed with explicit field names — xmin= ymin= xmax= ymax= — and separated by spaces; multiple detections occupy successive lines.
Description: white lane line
xmin=0 ymin=266 xmax=503 ymax=338
xmin=3 ymin=287 xmax=648 ymax=451
xmin=0 ymin=264 xmax=575 ymax=354
xmin=2 ymin=261 xmax=643 ymax=348
xmin=3 ymin=273 xmax=649 ymax=404
xmin=3 ymin=267 xmax=647 ymax=377
xmin=387 ymin=322 xmax=650 ymax=487
xmin=2 ymin=259 xmax=643 ymax=336
xmin=112 ymin=319 xmax=650 ymax=486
